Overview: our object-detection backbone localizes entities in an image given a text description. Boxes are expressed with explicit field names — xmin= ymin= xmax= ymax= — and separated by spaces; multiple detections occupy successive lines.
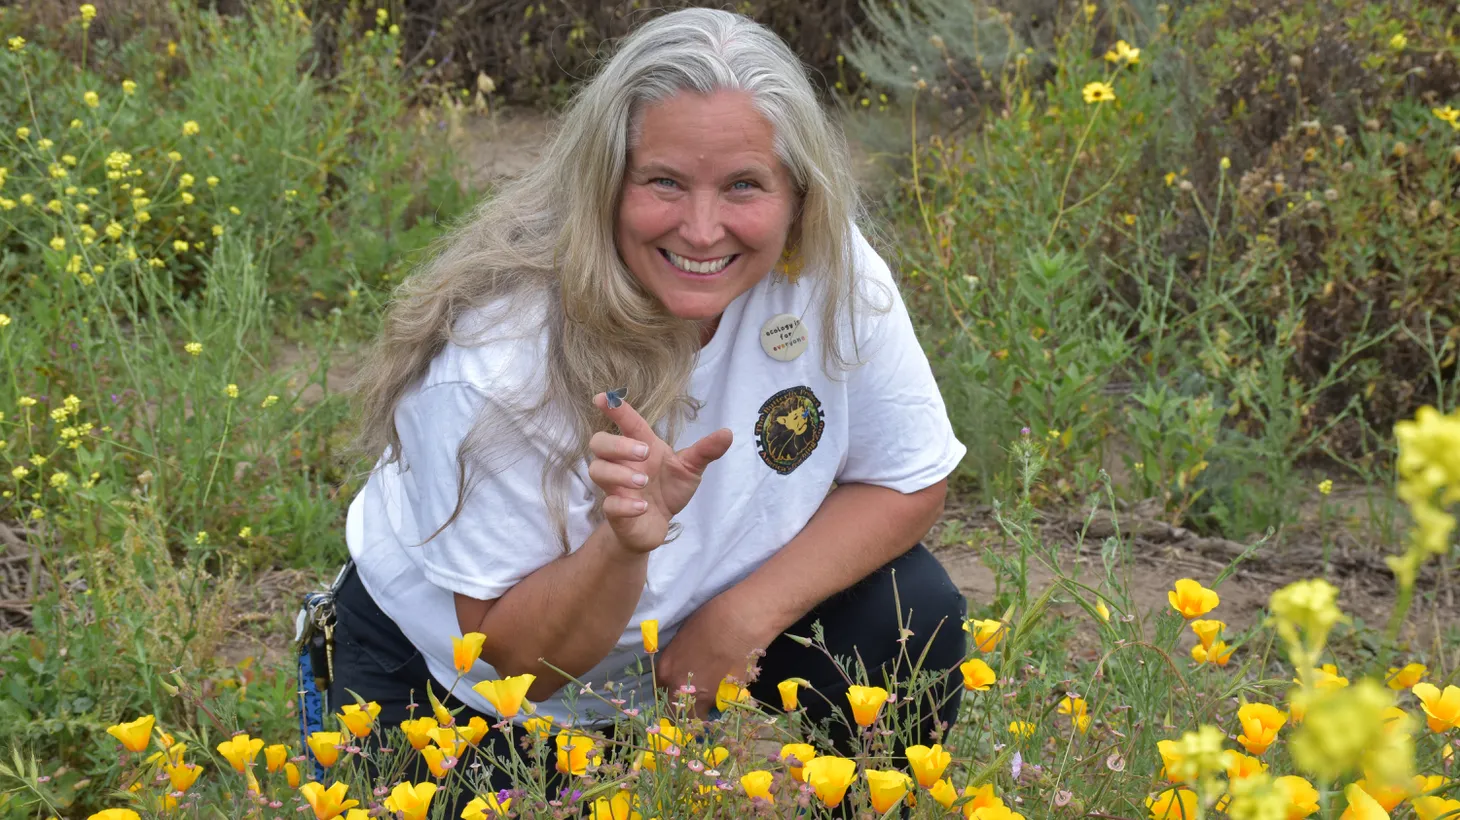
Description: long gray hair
xmin=353 ymin=7 xmax=868 ymax=549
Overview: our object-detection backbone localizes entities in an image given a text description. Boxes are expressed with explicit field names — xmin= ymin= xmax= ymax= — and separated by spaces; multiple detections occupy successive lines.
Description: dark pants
xmin=326 ymin=543 xmax=966 ymax=802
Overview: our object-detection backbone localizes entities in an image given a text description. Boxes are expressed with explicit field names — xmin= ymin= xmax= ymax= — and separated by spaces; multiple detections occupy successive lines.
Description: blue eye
xmin=652 ymin=178 xmax=678 ymax=189
xmin=732 ymin=180 xmax=756 ymax=191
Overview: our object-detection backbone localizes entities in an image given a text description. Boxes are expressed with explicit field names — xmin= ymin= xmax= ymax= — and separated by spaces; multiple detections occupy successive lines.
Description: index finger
xmin=595 ymin=392 xmax=658 ymax=445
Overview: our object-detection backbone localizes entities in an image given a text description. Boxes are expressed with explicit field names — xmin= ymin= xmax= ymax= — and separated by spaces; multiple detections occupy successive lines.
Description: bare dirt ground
xmin=213 ymin=107 xmax=1441 ymax=671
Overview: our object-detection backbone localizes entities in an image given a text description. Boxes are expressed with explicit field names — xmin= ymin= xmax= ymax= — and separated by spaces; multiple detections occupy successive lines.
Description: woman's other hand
xmin=590 ymin=392 xmax=732 ymax=553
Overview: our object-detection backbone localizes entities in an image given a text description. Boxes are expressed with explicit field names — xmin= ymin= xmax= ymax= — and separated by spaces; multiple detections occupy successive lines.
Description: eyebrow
xmin=631 ymin=161 xmax=773 ymax=180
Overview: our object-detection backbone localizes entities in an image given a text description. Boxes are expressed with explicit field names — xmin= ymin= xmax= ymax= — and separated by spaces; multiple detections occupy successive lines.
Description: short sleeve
xmin=835 ymin=233 xmax=967 ymax=492
xmin=393 ymin=382 xmax=587 ymax=601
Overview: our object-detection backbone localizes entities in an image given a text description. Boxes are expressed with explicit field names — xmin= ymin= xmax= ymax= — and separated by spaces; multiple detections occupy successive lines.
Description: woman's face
xmin=616 ymin=89 xmax=798 ymax=325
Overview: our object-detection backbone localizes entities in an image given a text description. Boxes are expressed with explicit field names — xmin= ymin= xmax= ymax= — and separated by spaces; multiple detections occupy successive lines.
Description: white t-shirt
xmin=345 ymin=226 xmax=966 ymax=722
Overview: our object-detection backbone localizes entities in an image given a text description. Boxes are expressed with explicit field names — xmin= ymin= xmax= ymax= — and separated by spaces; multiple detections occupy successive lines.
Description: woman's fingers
xmin=596 ymin=393 xmax=658 ymax=446
xmin=589 ymin=430 xmax=650 ymax=462
xmin=602 ymin=495 xmax=649 ymax=517
xmin=588 ymin=459 xmax=649 ymax=493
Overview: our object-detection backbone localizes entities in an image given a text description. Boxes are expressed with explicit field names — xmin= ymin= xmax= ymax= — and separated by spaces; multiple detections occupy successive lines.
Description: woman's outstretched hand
xmin=590 ymin=392 xmax=733 ymax=553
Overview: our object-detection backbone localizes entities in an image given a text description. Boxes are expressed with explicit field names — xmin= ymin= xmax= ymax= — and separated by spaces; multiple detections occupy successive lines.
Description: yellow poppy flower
xmin=740 ymin=770 xmax=774 ymax=803
xmin=523 ymin=714 xmax=555 ymax=739
xmin=299 ymin=782 xmax=359 ymax=820
xmin=588 ymin=792 xmax=641 ymax=820
xmin=429 ymin=726 xmax=470 ymax=758
xmin=930 ymin=778 xmax=958 ymax=809
xmin=161 ymin=760 xmax=202 ymax=793
xmin=961 ymin=658 xmax=997 ymax=691
xmin=1412 ymin=683 xmax=1460 ymax=732
xmin=779 ymin=742 xmax=816 ymax=782
xmin=1147 ymin=787 xmax=1199 ymax=819
xmin=263 ymin=744 xmax=288 ymax=773
xmin=105 ymin=715 xmax=156 ymax=753
xmin=337 ymin=701 xmax=381 ymax=738
xmin=865 ymin=769 xmax=913 ymax=814
xmin=383 ymin=782 xmax=437 ymax=820
xmin=964 ymin=619 xmax=1006 ymax=652
xmin=1190 ymin=619 xmax=1225 ymax=650
xmin=1343 ymin=783 xmax=1390 ymax=820
xmin=803 ymin=755 xmax=857 ymax=808
xmin=215 ymin=734 xmax=265 ymax=773
xmin=88 ymin=811 xmax=140 ymax=820
xmin=778 ymin=679 xmax=800 ymax=710
xmin=716 ymin=678 xmax=751 ymax=711
xmin=1385 ymin=663 xmax=1426 ymax=690
xmin=905 ymin=744 xmax=950 ymax=788
xmin=845 ymin=685 xmax=889 ymax=727
xmin=1236 ymin=703 xmax=1287 ymax=755
xmin=555 ymin=731 xmax=597 ymax=776
xmin=472 ymin=674 xmax=535 ymax=718
xmin=461 ymin=791 xmax=512 ymax=820
xmin=306 ymin=731 xmax=342 ymax=768
xmin=420 ymin=744 xmax=450 ymax=778
xmin=1168 ymin=578 xmax=1219 ymax=619
xmin=400 ymin=717 xmax=438 ymax=751
xmin=452 ymin=632 xmax=486 ymax=675
xmin=640 ymin=620 xmax=659 ymax=653
xmin=285 ymin=762 xmax=301 ymax=788
xmin=1275 ymin=775 xmax=1319 ymax=819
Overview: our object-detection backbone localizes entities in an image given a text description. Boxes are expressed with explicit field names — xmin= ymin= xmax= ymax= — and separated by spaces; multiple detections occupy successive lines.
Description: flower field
xmin=2 ymin=1 xmax=1460 ymax=819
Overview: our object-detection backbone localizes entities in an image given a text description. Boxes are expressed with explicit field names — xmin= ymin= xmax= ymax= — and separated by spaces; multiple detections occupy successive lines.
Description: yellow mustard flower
xmin=1319 ymin=479 xmax=1334 ymax=495
xmin=182 ymin=121 xmax=200 ymax=137
xmin=1292 ymin=680 xmax=1410 ymax=783
xmin=83 ymin=91 xmax=99 ymax=108
xmin=1389 ymin=33 xmax=1408 ymax=51
xmin=1269 ymin=578 xmax=1343 ymax=652
xmin=261 ymin=394 xmax=279 ymax=408
xmin=1082 ymin=81 xmax=1116 ymax=103
xmin=7 ymin=36 xmax=24 ymax=52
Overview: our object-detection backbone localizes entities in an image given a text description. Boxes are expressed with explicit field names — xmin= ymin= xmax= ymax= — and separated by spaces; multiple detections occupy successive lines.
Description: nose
xmin=677 ymin=189 xmax=726 ymax=250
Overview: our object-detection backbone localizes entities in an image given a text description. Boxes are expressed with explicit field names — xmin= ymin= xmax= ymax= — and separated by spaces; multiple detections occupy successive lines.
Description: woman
xmin=328 ymin=6 xmax=967 ymax=790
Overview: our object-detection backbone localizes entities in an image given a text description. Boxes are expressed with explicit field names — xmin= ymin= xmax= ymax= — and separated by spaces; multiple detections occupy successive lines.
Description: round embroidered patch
xmin=754 ymin=386 xmax=825 ymax=475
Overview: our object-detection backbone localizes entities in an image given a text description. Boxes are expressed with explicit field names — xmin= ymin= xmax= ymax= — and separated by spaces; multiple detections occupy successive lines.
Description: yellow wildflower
xmin=1103 ymin=40 xmax=1140 ymax=65
xmin=105 ymin=715 xmax=156 ymax=752
xmin=1082 ymin=81 xmax=1116 ymax=103
xmin=337 ymin=701 xmax=381 ymax=738
xmin=452 ymin=632 xmax=485 ymax=674
xmin=777 ymin=678 xmax=799 ymax=710
xmin=964 ymin=618 xmax=1006 ymax=651
xmin=1319 ymin=479 xmax=1334 ymax=496
xmin=1386 ymin=663 xmax=1426 ymax=690
xmin=182 ymin=121 xmax=200 ymax=137
xmin=906 ymin=743 xmax=951 ymax=788
xmin=845 ymin=685 xmax=889 ymax=727
xmin=1170 ymin=578 xmax=1219 ymax=618
xmin=961 ymin=657 xmax=997 ymax=691
xmin=383 ymin=782 xmax=436 ymax=820
xmin=1147 ymin=787 xmax=1199 ymax=819
xmin=865 ymin=769 xmax=913 ymax=814
xmin=803 ymin=755 xmax=857 ymax=808
xmin=215 ymin=734 xmax=264 ymax=772
xmin=84 ymin=91 xmax=100 ymax=108
xmin=1236 ymin=703 xmax=1287 ymax=755
xmin=780 ymin=742 xmax=816 ymax=781
xmin=1412 ymin=682 xmax=1460 ymax=732
xmin=554 ymin=731 xmax=597 ymax=776
xmin=740 ymin=770 xmax=774 ymax=803
xmin=472 ymin=674 xmax=535 ymax=718
xmin=184 ymin=341 xmax=203 ymax=356
xmin=1292 ymin=680 xmax=1411 ymax=783
xmin=1389 ymin=33 xmax=1408 ymax=51
xmin=300 ymin=782 xmax=358 ymax=820
xmin=306 ymin=731 xmax=342 ymax=768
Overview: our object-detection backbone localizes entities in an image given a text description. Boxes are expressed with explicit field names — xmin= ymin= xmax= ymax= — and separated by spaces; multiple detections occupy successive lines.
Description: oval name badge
xmin=760 ymin=313 xmax=808 ymax=362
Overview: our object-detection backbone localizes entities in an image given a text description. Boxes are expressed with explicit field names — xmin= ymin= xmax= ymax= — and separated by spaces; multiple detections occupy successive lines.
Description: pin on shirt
xmin=760 ymin=313 xmax=808 ymax=362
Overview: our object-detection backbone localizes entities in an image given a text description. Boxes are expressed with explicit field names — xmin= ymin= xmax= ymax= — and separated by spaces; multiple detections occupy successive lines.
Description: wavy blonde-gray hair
xmin=353 ymin=7 xmax=868 ymax=550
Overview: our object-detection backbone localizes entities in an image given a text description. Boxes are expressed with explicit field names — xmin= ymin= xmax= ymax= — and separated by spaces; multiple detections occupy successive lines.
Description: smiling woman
xmin=327 ymin=6 xmax=968 ymax=796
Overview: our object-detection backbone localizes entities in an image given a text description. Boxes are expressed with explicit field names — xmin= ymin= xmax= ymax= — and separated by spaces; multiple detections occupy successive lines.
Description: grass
xmin=1 ymin=0 xmax=1459 ymax=819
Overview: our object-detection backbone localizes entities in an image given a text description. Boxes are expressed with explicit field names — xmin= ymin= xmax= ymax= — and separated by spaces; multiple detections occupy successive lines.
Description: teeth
xmin=665 ymin=250 xmax=734 ymax=274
